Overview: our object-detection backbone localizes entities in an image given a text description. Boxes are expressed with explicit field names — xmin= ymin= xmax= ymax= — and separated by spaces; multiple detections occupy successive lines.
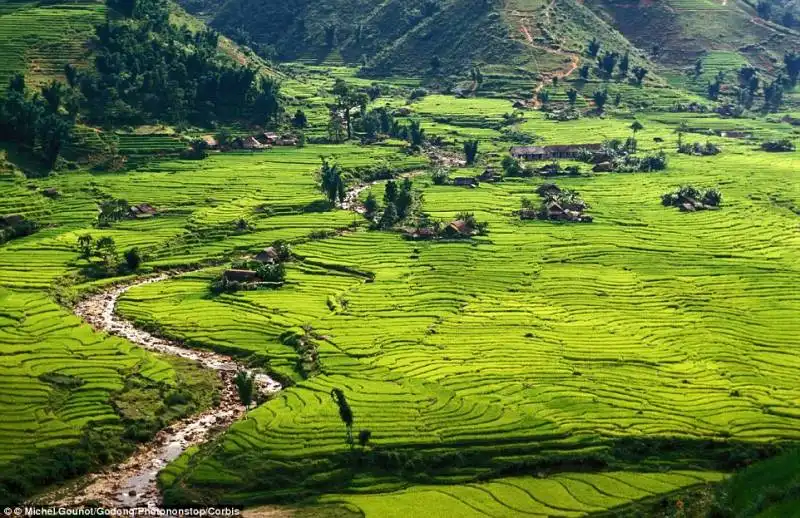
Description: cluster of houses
xmin=510 ymin=144 xmax=602 ymax=161
xmin=520 ymin=184 xmax=592 ymax=223
xmin=403 ymin=219 xmax=477 ymax=240
xmin=200 ymin=132 xmax=299 ymax=151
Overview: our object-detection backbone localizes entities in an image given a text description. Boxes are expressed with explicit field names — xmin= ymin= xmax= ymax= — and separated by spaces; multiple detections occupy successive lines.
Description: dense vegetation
xmin=75 ymin=0 xmax=281 ymax=126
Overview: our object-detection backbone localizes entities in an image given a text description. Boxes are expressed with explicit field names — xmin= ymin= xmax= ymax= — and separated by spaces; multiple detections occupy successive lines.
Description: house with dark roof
xmin=223 ymin=269 xmax=258 ymax=283
xmin=442 ymin=219 xmax=472 ymax=238
xmin=255 ymin=246 xmax=279 ymax=263
xmin=453 ymin=177 xmax=479 ymax=187
xmin=511 ymin=144 xmax=603 ymax=161
xmin=129 ymin=203 xmax=158 ymax=218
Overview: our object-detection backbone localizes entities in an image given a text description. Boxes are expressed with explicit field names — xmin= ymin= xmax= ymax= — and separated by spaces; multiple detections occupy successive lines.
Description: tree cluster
xmin=370 ymin=177 xmax=417 ymax=229
xmin=661 ymin=186 xmax=721 ymax=212
xmin=0 ymin=75 xmax=76 ymax=170
xmin=73 ymin=0 xmax=281 ymax=127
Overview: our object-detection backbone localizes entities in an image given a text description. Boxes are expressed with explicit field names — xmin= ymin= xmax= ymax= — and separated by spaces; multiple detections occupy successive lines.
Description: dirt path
xmin=40 ymin=276 xmax=281 ymax=508
xmin=512 ymin=1 xmax=581 ymax=108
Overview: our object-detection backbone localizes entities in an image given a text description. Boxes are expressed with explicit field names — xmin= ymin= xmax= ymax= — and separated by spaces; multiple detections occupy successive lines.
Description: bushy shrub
xmin=760 ymin=139 xmax=795 ymax=152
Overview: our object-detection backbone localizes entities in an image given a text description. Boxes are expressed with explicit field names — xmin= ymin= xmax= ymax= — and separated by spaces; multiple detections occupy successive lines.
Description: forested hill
xmin=185 ymin=0 xmax=798 ymax=79
xmin=0 ymin=0 xmax=282 ymax=170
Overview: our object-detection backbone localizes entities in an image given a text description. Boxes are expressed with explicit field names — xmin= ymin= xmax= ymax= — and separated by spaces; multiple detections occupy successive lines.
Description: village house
xmin=510 ymin=143 xmax=603 ymax=161
xmin=258 ymin=132 xmax=280 ymax=145
xmin=200 ymin=135 xmax=219 ymax=149
xmin=453 ymin=177 xmax=479 ymax=188
xmin=233 ymin=136 xmax=268 ymax=150
xmin=254 ymin=246 xmax=279 ymax=263
xmin=442 ymin=219 xmax=472 ymax=238
xmin=478 ymin=168 xmax=499 ymax=182
xmin=129 ymin=203 xmax=158 ymax=218
xmin=223 ymin=269 xmax=258 ymax=283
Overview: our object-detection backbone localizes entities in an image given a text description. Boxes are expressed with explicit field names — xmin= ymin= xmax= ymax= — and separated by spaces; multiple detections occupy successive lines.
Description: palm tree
xmin=630 ymin=120 xmax=644 ymax=138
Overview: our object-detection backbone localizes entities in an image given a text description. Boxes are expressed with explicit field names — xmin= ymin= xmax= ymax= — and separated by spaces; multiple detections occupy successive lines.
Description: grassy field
xmin=0 ymin=142 xmax=423 ymax=502
xmin=91 ymin=114 xmax=800 ymax=509
xmin=0 ymin=0 xmax=104 ymax=93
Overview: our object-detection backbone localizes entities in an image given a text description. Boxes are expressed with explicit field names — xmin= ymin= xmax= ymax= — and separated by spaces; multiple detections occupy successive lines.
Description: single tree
xmin=292 ymin=109 xmax=308 ymax=128
xmin=463 ymin=140 xmax=479 ymax=165
xmin=125 ymin=247 xmax=141 ymax=271
xmin=408 ymin=120 xmax=425 ymax=148
xmin=379 ymin=202 xmax=398 ymax=229
xmin=234 ymin=371 xmax=255 ymax=408
xmin=592 ymin=90 xmax=609 ymax=113
xmin=358 ymin=429 xmax=372 ymax=448
xmin=77 ymin=234 xmax=94 ymax=261
xmin=632 ymin=66 xmax=648 ymax=85
xmin=579 ymin=65 xmax=590 ymax=80
xmin=430 ymin=55 xmax=441 ymax=72
xmin=567 ymin=88 xmax=578 ymax=106
xmin=694 ymin=59 xmax=704 ymax=77
xmin=630 ymin=120 xmax=644 ymax=138
xmin=619 ymin=52 xmax=630 ymax=76
xmin=536 ymin=89 xmax=550 ymax=106
xmin=330 ymin=388 xmax=354 ymax=447
xmin=707 ymin=80 xmax=722 ymax=100
xmin=783 ymin=52 xmax=800 ymax=85
xmin=364 ymin=191 xmax=379 ymax=216
xmin=95 ymin=236 xmax=118 ymax=271
xmin=587 ymin=38 xmax=601 ymax=58
xmin=384 ymin=180 xmax=398 ymax=204
xmin=319 ymin=158 xmax=345 ymax=205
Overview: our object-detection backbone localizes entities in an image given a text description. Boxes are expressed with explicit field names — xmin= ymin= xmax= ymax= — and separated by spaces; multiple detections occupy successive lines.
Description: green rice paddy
xmin=2 ymin=48 xmax=800 ymax=511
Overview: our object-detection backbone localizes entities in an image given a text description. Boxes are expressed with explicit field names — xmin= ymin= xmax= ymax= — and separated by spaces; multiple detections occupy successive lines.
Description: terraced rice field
xmin=107 ymin=123 xmax=800 ymax=508
xmin=0 ymin=0 xmax=104 ymax=91
xmin=325 ymin=470 xmax=726 ymax=517
xmin=0 ymin=143 xmax=423 ymax=498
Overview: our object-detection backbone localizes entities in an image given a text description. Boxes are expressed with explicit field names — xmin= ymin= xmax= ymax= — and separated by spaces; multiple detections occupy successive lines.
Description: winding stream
xmin=47 ymin=276 xmax=281 ymax=507
xmin=43 ymin=177 xmax=398 ymax=507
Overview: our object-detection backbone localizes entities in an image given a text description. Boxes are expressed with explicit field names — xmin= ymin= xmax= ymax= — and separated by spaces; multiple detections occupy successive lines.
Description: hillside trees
xmin=784 ymin=52 xmax=800 ymax=85
xmin=73 ymin=0 xmax=281 ymax=127
xmin=0 ymin=75 xmax=76 ymax=169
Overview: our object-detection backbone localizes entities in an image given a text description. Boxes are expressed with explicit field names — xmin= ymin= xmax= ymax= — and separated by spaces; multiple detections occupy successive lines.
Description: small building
xmin=223 ymin=269 xmax=258 ymax=283
xmin=254 ymin=246 xmax=279 ymax=263
xmin=510 ymin=146 xmax=547 ymax=160
xmin=453 ymin=177 xmax=479 ymax=188
xmin=478 ymin=168 xmax=499 ymax=182
xmin=129 ymin=203 xmax=157 ymax=218
xmin=42 ymin=187 xmax=60 ymax=198
xmin=443 ymin=219 xmax=472 ymax=238
xmin=276 ymin=137 xmax=298 ymax=146
xmin=510 ymin=144 xmax=603 ymax=161
xmin=536 ymin=183 xmax=562 ymax=197
xmin=258 ymin=132 xmax=280 ymax=145
xmin=200 ymin=135 xmax=218 ymax=149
